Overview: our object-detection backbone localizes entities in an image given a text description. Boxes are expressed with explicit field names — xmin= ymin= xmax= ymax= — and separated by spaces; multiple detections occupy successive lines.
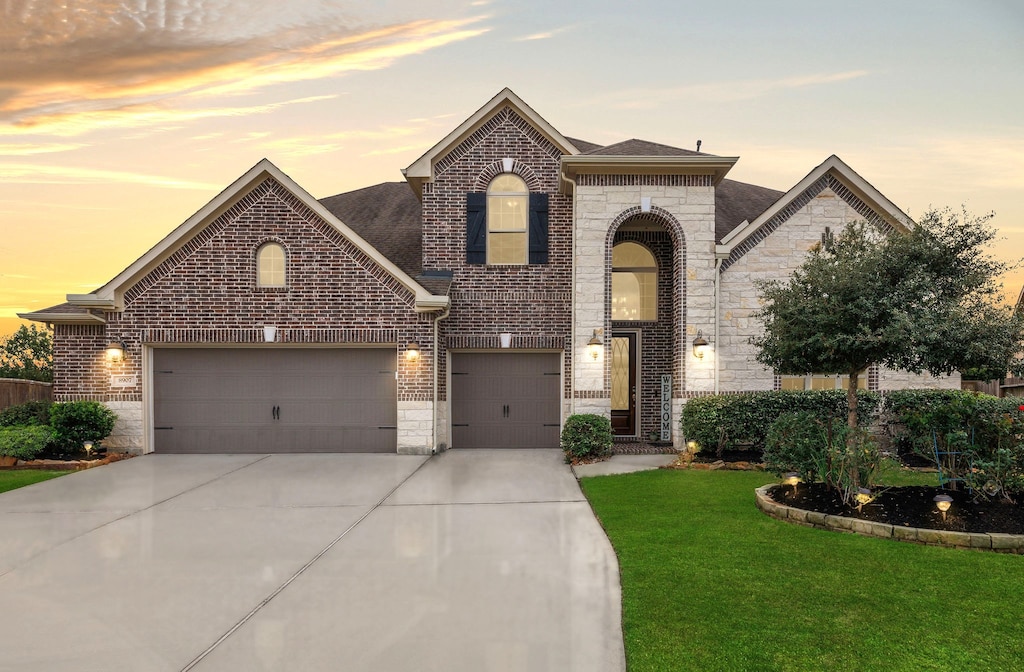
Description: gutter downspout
xmin=433 ymin=305 xmax=451 ymax=453
xmin=562 ymin=166 xmax=579 ymax=415
xmin=713 ymin=255 xmax=727 ymax=395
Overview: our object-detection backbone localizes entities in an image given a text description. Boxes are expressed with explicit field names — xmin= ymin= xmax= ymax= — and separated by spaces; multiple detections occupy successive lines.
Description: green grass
xmin=876 ymin=457 xmax=940 ymax=486
xmin=0 ymin=470 xmax=67 ymax=494
xmin=581 ymin=469 xmax=1024 ymax=672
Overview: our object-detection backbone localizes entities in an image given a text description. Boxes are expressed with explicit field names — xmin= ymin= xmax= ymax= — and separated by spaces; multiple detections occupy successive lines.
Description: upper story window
xmin=612 ymin=242 xmax=657 ymax=320
xmin=257 ymin=242 xmax=286 ymax=287
xmin=486 ymin=174 xmax=528 ymax=265
xmin=466 ymin=170 xmax=548 ymax=266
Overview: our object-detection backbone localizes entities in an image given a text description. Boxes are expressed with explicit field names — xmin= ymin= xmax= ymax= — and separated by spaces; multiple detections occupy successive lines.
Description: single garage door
xmin=153 ymin=348 xmax=396 ymax=453
xmin=450 ymin=352 xmax=561 ymax=449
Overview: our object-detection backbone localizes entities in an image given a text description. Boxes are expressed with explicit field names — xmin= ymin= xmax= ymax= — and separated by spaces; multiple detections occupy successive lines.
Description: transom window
xmin=487 ymin=174 xmax=528 ymax=265
xmin=257 ymin=242 xmax=286 ymax=287
xmin=612 ymin=242 xmax=657 ymax=321
xmin=780 ymin=373 xmax=868 ymax=391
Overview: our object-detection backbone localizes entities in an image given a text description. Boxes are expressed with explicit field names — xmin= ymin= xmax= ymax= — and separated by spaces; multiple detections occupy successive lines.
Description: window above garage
xmin=466 ymin=176 xmax=549 ymax=266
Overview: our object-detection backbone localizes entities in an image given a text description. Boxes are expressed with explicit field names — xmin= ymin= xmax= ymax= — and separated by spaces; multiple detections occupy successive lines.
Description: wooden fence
xmin=0 ymin=378 xmax=53 ymax=410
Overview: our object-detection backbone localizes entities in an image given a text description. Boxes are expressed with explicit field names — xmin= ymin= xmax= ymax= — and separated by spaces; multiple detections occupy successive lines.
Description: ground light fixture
xmin=934 ymin=493 xmax=953 ymax=521
xmin=783 ymin=472 xmax=802 ymax=495
xmin=692 ymin=330 xmax=708 ymax=359
xmin=105 ymin=341 xmax=126 ymax=363
xmin=83 ymin=441 xmax=93 ymax=456
xmin=587 ymin=329 xmax=603 ymax=360
xmin=855 ymin=487 xmax=873 ymax=512
xmin=406 ymin=342 xmax=421 ymax=362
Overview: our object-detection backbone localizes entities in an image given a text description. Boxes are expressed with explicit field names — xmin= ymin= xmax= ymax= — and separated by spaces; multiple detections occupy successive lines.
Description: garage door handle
xmin=272 ymin=405 xmax=280 ymax=420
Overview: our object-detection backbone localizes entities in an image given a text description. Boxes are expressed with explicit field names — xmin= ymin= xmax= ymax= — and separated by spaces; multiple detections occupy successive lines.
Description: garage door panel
xmin=153 ymin=348 xmax=396 ymax=453
xmin=450 ymin=353 xmax=561 ymax=449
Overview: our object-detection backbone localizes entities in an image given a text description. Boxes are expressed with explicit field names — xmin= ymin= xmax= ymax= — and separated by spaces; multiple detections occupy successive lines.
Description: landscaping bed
xmin=767 ymin=482 xmax=1024 ymax=534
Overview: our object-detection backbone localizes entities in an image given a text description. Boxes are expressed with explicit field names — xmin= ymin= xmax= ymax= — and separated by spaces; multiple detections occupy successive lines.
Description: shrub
xmin=49 ymin=401 xmax=116 ymax=451
xmin=0 ymin=425 xmax=53 ymax=460
xmin=814 ymin=425 xmax=881 ymax=505
xmin=682 ymin=390 xmax=881 ymax=455
xmin=763 ymin=411 xmax=826 ymax=483
xmin=0 ymin=400 xmax=52 ymax=427
xmin=561 ymin=414 xmax=613 ymax=462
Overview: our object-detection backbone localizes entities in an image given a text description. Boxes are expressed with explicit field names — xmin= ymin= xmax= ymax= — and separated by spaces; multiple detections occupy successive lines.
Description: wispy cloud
xmin=0 ymin=142 xmax=85 ymax=156
xmin=602 ymin=71 xmax=870 ymax=109
xmin=0 ymin=163 xmax=222 ymax=190
xmin=0 ymin=2 xmax=489 ymax=135
xmin=514 ymin=25 xmax=574 ymax=41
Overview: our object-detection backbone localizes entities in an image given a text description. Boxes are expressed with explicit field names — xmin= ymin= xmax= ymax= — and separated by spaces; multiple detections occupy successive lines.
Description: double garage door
xmin=450 ymin=353 xmax=561 ymax=450
xmin=153 ymin=348 xmax=396 ymax=453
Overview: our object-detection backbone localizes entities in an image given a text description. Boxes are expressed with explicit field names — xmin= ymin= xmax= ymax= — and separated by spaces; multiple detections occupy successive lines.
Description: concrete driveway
xmin=0 ymin=450 xmax=625 ymax=671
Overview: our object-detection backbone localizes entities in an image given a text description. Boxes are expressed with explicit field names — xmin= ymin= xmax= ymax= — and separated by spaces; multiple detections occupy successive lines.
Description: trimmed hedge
xmin=49 ymin=401 xmax=116 ymax=451
xmin=0 ymin=425 xmax=53 ymax=460
xmin=682 ymin=389 xmax=881 ymax=455
xmin=561 ymin=414 xmax=613 ymax=461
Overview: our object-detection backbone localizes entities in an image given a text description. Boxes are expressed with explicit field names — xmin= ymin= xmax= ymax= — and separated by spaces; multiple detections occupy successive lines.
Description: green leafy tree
xmin=753 ymin=208 xmax=1024 ymax=461
xmin=0 ymin=324 xmax=53 ymax=382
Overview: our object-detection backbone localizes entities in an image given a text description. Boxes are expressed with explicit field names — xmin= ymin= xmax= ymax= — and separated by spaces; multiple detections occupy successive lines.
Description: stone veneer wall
xmin=53 ymin=176 xmax=436 ymax=454
xmin=572 ymin=176 xmax=717 ymax=448
xmin=718 ymin=186 xmax=872 ymax=391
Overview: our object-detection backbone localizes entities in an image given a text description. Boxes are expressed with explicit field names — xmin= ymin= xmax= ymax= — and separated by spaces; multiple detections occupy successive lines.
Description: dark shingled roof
xmin=319 ymin=182 xmax=424 ymax=280
xmin=564 ymin=137 xmax=603 ymax=153
xmin=584 ymin=138 xmax=707 ymax=157
xmin=715 ymin=178 xmax=785 ymax=243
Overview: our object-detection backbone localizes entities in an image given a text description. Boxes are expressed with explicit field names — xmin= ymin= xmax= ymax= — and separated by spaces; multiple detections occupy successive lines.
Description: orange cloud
xmin=0 ymin=2 xmax=488 ymax=135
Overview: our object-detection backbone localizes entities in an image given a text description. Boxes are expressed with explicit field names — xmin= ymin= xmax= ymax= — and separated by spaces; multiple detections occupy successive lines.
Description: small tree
xmin=753 ymin=208 xmax=1024 ymax=491
xmin=0 ymin=324 xmax=53 ymax=382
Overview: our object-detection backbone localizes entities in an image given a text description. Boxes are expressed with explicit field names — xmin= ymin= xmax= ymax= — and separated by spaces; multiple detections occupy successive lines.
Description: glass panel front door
xmin=610 ymin=333 xmax=636 ymax=436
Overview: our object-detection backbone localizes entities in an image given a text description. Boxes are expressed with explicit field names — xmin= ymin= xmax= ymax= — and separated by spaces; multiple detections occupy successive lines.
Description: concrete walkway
xmin=0 ymin=450 xmax=624 ymax=672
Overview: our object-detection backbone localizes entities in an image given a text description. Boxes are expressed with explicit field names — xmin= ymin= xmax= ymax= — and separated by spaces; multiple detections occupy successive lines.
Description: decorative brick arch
xmin=604 ymin=206 xmax=688 ymax=397
xmin=472 ymin=159 xmax=543 ymax=192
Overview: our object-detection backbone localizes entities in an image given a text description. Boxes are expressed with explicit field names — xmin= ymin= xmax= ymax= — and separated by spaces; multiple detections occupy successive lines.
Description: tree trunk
xmin=847 ymin=369 xmax=860 ymax=490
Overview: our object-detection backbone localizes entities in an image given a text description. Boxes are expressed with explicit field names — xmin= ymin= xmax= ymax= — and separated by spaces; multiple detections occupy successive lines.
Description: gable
xmin=69 ymin=159 xmax=447 ymax=314
xmin=403 ymin=88 xmax=579 ymax=198
xmin=717 ymin=155 xmax=911 ymax=272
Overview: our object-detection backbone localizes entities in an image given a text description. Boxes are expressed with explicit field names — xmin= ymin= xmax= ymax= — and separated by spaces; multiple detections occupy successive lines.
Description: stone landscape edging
xmin=755 ymin=485 xmax=1024 ymax=554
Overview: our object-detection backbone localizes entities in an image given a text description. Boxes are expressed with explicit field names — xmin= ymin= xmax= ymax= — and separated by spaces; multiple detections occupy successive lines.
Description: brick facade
xmin=42 ymin=91 xmax=954 ymax=455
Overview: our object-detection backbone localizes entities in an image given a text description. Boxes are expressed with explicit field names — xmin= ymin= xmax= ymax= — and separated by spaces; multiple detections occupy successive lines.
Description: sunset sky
xmin=2 ymin=0 xmax=1022 ymax=336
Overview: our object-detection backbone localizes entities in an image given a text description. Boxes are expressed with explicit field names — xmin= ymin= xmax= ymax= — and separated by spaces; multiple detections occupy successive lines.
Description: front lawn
xmin=0 ymin=470 xmax=67 ymax=494
xmin=581 ymin=469 xmax=1024 ymax=672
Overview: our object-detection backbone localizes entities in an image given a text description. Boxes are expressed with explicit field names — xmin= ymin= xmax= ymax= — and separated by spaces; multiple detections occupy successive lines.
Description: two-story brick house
xmin=22 ymin=88 xmax=957 ymax=454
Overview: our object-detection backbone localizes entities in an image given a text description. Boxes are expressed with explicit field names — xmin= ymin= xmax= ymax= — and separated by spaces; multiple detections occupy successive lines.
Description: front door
xmin=611 ymin=332 xmax=637 ymax=436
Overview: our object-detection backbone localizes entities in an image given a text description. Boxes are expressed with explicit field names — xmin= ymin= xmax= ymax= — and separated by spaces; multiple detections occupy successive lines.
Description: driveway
xmin=0 ymin=450 xmax=625 ymax=671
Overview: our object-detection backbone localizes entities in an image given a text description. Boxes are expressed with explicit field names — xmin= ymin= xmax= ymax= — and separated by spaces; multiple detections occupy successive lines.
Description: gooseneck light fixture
xmin=692 ymin=330 xmax=709 ymax=360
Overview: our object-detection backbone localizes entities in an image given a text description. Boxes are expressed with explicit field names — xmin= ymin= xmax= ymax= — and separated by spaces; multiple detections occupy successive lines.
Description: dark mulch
xmin=768 ymin=483 xmax=1024 ymax=534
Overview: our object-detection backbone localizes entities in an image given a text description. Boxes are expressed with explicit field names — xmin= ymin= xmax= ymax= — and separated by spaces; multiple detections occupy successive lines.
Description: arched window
xmin=612 ymin=242 xmax=657 ymax=320
xmin=257 ymin=242 xmax=286 ymax=287
xmin=486 ymin=174 xmax=528 ymax=265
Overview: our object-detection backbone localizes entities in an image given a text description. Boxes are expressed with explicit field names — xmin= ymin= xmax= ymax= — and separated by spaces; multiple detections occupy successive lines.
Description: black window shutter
xmin=466 ymin=193 xmax=487 ymax=264
xmin=528 ymin=193 xmax=549 ymax=264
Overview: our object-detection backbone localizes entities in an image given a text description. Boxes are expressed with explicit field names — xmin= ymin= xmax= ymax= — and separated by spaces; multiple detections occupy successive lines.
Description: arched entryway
xmin=606 ymin=209 xmax=685 ymax=440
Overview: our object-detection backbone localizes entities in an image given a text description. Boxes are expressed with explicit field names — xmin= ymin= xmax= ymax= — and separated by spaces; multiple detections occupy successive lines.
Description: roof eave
xmin=18 ymin=310 xmax=106 ymax=325
xmin=560 ymin=155 xmax=739 ymax=193
xmin=414 ymin=295 xmax=451 ymax=313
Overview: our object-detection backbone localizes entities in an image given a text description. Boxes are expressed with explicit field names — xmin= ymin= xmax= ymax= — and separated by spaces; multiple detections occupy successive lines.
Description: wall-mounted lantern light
xmin=933 ymin=493 xmax=953 ymax=521
xmin=588 ymin=329 xmax=603 ymax=361
xmin=105 ymin=341 xmax=126 ymax=363
xmin=692 ymin=330 xmax=709 ymax=360
xmin=406 ymin=342 xmax=421 ymax=362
